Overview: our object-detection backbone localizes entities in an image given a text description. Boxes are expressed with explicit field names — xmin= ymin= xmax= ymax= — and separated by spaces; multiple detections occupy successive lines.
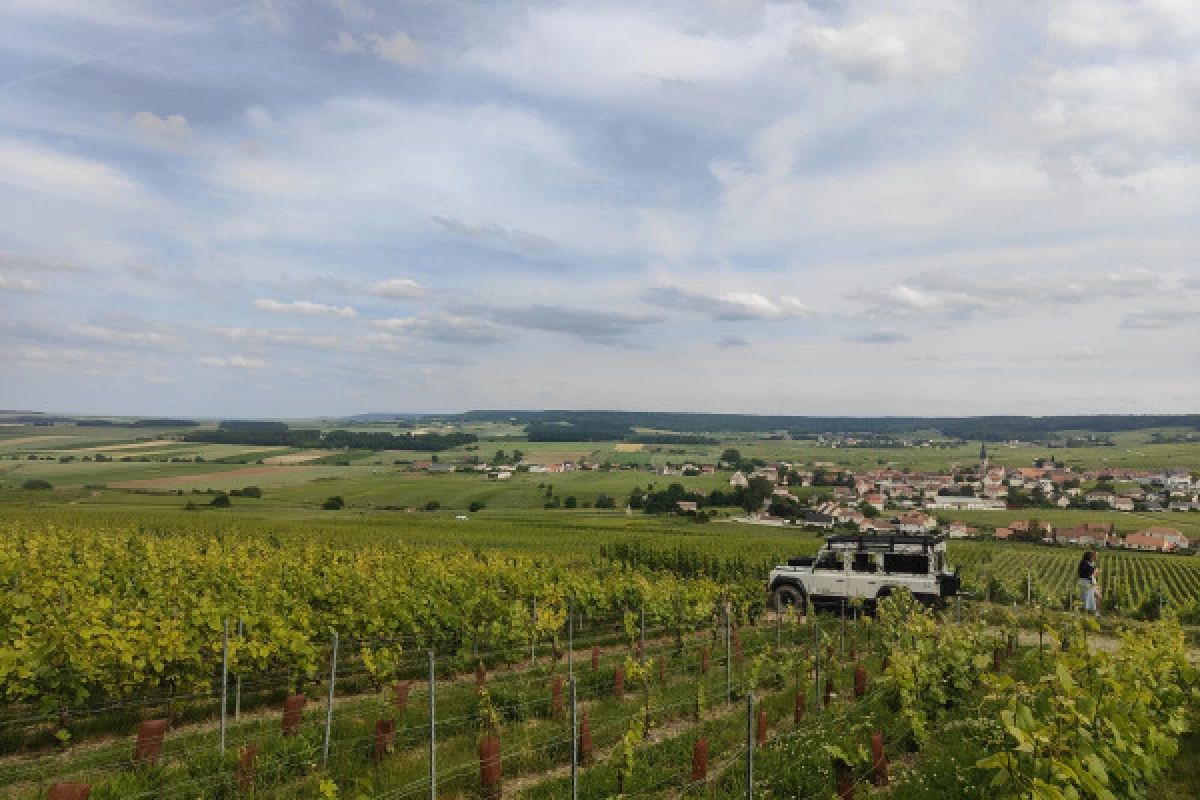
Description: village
xmin=723 ymin=443 xmax=1200 ymax=553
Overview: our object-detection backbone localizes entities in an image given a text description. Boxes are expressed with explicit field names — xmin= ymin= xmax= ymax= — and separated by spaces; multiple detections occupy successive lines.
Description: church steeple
xmin=979 ymin=441 xmax=988 ymax=473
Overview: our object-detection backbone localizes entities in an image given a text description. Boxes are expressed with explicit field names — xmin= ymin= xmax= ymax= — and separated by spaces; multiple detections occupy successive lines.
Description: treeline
xmin=464 ymin=410 xmax=1200 ymax=440
xmin=323 ymin=430 xmax=476 ymax=451
xmin=630 ymin=478 xmax=775 ymax=515
xmin=525 ymin=421 xmax=632 ymax=441
xmin=186 ymin=424 xmax=476 ymax=452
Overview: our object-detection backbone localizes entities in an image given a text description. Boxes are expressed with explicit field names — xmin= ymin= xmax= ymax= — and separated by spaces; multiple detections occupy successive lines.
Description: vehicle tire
xmin=773 ymin=584 xmax=806 ymax=609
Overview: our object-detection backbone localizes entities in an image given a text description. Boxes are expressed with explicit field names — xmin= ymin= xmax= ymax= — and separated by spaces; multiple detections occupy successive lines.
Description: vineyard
xmin=0 ymin=513 xmax=1198 ymax=797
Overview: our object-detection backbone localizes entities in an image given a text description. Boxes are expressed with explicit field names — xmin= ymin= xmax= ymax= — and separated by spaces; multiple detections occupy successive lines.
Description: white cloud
xmin=372 ymin=278 xmax=425 ymax=299
xmin=129 ymin=111 xmax=193 ymax=153
xmin=796 ymin=9 xmax=971 ymax=84
xmin=643 ymin=286 xmax=809 ymax=321
xmin=368 ymin=31 xmax=422 ymax=65
xmin=214 ymin=327 xmax=347 ymax=350
xmin=374 ymin=312 xmax=511 ymax=344
xmin=0 ymin=273 xmax=40 ymax=292
xmin=197 ymin=355 xmax=267 ymax=368
xmin=0 ymin=137 xmax=137 ymax=200
xmin=253 ymin=298 xmax=358 ymax=319
xmin=326 ymin=31 xmax=364 ymax=54
xmin=329 ymin=0 xmax=374 ymax=23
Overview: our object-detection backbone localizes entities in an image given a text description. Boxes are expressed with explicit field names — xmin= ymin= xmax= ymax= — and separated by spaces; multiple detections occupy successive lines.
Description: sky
xmin=0 ymin=0 xmax=1198 ymax=418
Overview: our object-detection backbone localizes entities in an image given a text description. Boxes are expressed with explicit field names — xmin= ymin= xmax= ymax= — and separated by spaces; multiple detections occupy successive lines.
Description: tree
xmin=323 ymin=496 xmax=345 ymax=510
xmin=720 ymin=448 xmax=742 ymax=465
xmin=424 ymin=500 xmax=441 ymax=511
xmin=468 ymin=501 xmax=485 ymax=513
xmin=512 ymin=449 xmax=524 ymax=463
xmin=563 ymin=495 xmax=578 ymax=509
xmin=494 ymin=450 xmax=507 ymax=464
xmin=22 ymin=479 xmax=53 ymax=490
xmin=595 ymin=493 xmax=616 ymax=509
xmin=210 ymin=494 xmax=231 ymax=508
xmin=858 ymin=501 xmax=880 ymax=519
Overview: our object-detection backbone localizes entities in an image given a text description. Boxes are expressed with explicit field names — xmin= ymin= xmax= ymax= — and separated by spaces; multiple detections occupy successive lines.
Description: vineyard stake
xmin=322 ymin=630 xmax=338 ymax=767
xmin=839 ymin=600 xmax=845 ymax=662
xmin=234 ymin=618 xmax=243 ymax=722
xmin=640 ymin=604 xmax=646 ymax=668
xmin=568 ymin=596 xmax=574 ymax=681
xmin=428 ymin=649 xmax=436 ymax=799
xmin=220 ymin=619 xmax=229 ymax=754
xmin=775 ymin=594 xmax=780 ymax=650
xmin=812 ymin=619 xmax=820 ymax=713
xmin=725 ymin=598 xmax=732 ymax=705
xmin=531 ymin=597 xmax=537 ymax=664
xmin=1027 ymin=572 xmax=1031 ymax=606
xmin=745 ymin=690 xmax=754 ymax=799
xmin=570 ymin=676 xmax=578 ymax=800
xmin=956 ymin=595 xmax=961 ymax=625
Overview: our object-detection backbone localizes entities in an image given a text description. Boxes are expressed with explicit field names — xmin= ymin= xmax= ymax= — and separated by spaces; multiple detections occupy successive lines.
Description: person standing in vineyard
xmin=1078 ymin=551 xmax=1100 ymax=616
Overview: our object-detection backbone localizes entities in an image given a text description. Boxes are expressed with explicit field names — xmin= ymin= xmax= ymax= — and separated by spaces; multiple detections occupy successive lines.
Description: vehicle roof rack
xmin=822 ymin=533 xmax=946 ymax=552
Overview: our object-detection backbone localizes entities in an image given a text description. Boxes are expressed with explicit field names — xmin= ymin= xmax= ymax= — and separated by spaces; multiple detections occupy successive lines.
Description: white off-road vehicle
xmin=768 ymin=534 xmax=961 ymax=611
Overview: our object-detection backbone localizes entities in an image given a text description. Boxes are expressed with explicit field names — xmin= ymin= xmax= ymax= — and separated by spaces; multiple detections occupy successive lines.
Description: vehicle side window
xmin=851 ymin=553 xmax=878 ymax=573
xmin=883 ymin=553 xmax=929 ymax=575
xmin=814 ymin=552 xmax=843 ymax=571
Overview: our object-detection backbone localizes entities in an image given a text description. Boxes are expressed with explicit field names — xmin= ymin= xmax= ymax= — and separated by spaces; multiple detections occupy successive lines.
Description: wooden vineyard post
xmin=614 ymin=666 xmax=625 ymax=700
xmin=476 ymin=663 xmax=487 ymax=688
xmin=824 ymin=678 xmax=834 ymax=708
xmin=659 ymin=654 xmax=666 ymax=682
xmin=393 ymin=680 xmax=411 ymax=712
xmin=702 ymin=646 xmax=710 ymax=675
xmin=375 ymin=719 xmax=396 ymax=762
xmin=834 ymin=757 xmax=855 ymax=799
xmin=756 ymin=710 xmax=768 ymax=747
xmin=735 ymin=632 xmax=744 ymax=665
xmin=871 ymin=731 xmax=888 ymax=787
xmin=591 ymin=646 xmax=600 ymax=672
xmin=134 ymin=719 xmax=169 ymax=764
xmin=479 ymin=734 xmax=501 ymax=798
xmin=691 ymin=737 xmax=709 ymax=782
xmin=794 ymin=691 xmax=805 ymax=724
xmin=47 ymin=784 xmax=91 ymax=800
xmin=282 ymin=695 xmax=306 ymax=735
xmin=552 ymin=677 xmax=564 ymax=716
xmin=853 ymin=667 xmax=867 ymax=699
xmin=580 ymin=710 xmax=593 ymax=764
xmin=238 ymin=745 xmax=257 ymax=792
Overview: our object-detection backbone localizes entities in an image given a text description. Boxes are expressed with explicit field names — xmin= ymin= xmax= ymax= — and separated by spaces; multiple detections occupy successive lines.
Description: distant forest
xmin=463 ymin=411 xmax=1200 ymax=442
xmin=186 ymin=423 xmax=476 ymax=451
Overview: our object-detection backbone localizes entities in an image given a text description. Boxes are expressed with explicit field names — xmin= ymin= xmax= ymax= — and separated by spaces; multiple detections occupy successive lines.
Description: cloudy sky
xmin=1 ymin=0 xmax=1198 ymax=417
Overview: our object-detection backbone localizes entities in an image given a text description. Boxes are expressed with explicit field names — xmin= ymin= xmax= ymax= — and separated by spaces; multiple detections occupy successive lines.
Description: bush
xmin=21 ymin=479 xmax=53 ymax=490
xmin=230 ymin=486 xmax=262 ymax=498
xmin=563 ymin=495 xmax=578 ymax=509
xmin=210 ymin=494 xmax=231 ymax=508
xmin=424 ymin=500 xmax=441 ymax=512
xmin=468 ymin=501 xmax=485 ymax=513
xmin=322 ymin=496 xmax=345 ymax=511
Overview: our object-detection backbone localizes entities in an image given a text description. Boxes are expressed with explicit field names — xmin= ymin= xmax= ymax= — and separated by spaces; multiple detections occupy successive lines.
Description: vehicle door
xmin=849 ymin=552 xmax=882 ymax=599
xmin=809 ymin=550 xmax=846 ymax=599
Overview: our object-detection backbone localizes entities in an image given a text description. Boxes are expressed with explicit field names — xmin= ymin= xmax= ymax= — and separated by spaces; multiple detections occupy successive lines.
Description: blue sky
xmin=0 ymin=0 xmax=1198 ymax=417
